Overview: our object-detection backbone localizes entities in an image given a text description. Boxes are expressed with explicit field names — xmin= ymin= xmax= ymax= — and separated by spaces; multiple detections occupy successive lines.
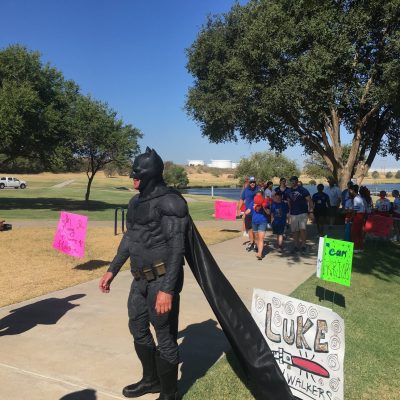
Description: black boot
xmin=122 ymin=343 xmax=161 ymax=398
xmin=155 ymin=355 xmax=178 ymax=400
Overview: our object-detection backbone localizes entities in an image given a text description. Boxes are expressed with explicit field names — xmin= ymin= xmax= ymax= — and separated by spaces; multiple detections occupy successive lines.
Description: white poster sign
xmin=251 ymin=289 xmax=345 ymax=400
xmin=316 ymin=236 xmax=325 ymax=278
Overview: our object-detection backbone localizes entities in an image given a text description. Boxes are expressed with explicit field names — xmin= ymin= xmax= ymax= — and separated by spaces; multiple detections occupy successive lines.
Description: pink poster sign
xmin=53 ymin=212 xmax=88 ymax=258
xmin=215 ymin=200 xmax=237 ymax=221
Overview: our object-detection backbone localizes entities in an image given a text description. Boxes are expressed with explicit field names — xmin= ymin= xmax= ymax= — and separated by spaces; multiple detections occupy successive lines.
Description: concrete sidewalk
xmin=0 ymin=220 xmax=317 ymax=400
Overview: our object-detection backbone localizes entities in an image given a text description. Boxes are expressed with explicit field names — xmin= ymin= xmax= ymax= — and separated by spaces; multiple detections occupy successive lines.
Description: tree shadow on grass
xmin=59 ymin=389 xmax=96 ymax=400
xmin=0 ymin=197 xmax=126 ymax=212
xmin=352 ymin=240 xmax=400 ymax=281
xmin=0 ymin=294 xmax=85 ymax=336
xmin=74 ymin=260 xmax=110 ymax=270
xmin=178 ymin=319 xmax=228 ymax=396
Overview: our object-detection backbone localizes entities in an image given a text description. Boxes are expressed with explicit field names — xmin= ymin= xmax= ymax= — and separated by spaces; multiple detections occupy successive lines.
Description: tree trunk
xmin=336 ymin=167 xmax=353 ymax=191
xmin=85 ymin=175 xmax=94 ymax=202
xmin=354 ymin=161 xmax=371 ymax=185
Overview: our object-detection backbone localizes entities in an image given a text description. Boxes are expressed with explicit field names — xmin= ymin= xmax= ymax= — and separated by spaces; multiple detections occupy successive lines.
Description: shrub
xmin=386 ymin=171 xmax=393 ymax=178
xmin=309 ymin=179 xmax=317 ymax=185
xmin=372 ymin=171 xmax=380 ymax=179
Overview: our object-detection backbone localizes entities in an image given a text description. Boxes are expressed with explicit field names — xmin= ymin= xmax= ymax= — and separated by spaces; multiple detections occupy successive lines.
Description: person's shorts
xmin=252 ymin=222 xmax=267 ymax=233
xmin=329 ymin=206 xmax=338 ymax=218
xmin=244 ymin=214 xmax=253 ymax=230
xmin=314 ymin=210 xmax=327 ymax=224
xmin=290 ymin=213 xmax=308 ymax=232
xmin=272 ymin=223 xmax=285 ymax=235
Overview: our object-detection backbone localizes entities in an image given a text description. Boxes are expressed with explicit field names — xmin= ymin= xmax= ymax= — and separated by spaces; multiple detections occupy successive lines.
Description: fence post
xmin=114 ymin=207 xmax=126 ymax=235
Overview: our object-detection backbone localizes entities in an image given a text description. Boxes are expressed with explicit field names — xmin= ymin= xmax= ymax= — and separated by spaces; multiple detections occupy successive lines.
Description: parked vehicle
xmin=0 ymin=176 xmax=28 ymax=189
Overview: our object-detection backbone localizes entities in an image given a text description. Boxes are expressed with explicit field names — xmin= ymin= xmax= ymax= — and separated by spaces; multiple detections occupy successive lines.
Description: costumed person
xmin=99 ymin=148 xmax=187 ymax=399
xmin=100 ymin=147 xmax=294 ymax=400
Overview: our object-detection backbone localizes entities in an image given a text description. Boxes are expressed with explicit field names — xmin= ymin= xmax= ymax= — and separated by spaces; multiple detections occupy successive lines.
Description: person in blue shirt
xmin=237 ymin=176 xmax=260 ymax=251
xmin=274 ymin=177 xmax=291 ymax=201
xmin=270 ymin=192 xmax=289 ymax=252
xmin=341 ymin=181 xmax=354 ymax=209
xmin=312 ymin=184 xmax=331 ymax=236
xmin=287 ymin=176 xmax=314 ymax=254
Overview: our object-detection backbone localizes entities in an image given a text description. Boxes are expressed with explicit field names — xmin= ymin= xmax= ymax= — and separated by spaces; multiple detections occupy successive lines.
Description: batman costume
xmin=101 ymin=148 xmax=294 ymax=400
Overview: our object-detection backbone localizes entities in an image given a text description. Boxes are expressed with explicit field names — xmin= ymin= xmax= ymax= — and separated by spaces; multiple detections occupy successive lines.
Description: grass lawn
xmin=0 ymin=225 xmax=240 ymax=308
xmin=0 ymin=172 xmax=217 ymax=221
xmin=183 ymin=240 xmax=400 ymax=400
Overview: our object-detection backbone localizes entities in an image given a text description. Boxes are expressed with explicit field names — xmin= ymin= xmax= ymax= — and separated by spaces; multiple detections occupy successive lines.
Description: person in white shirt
xmin=351 ymin=185 xmax=366 ymax=253
xmin=392 ymin=190 xmax=400 ymax=241
xmin=375 ymin=191 xmax=391 ymax=216
xmin=264 ymin=181 xmax=273 ymax=199
xmin=324 ymin=177 xmax=342 ymax=227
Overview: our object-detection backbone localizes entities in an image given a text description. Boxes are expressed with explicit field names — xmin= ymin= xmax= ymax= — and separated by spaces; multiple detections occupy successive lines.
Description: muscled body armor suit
xmin=108 ymin=184 xmax=188 ymax=365
xmin=104 ymin=148 xmax=293 ymax=400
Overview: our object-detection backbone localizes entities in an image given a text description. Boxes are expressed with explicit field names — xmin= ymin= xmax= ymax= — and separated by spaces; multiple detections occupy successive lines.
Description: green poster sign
xmin=320 ymin=237 xmax=354 ymax=286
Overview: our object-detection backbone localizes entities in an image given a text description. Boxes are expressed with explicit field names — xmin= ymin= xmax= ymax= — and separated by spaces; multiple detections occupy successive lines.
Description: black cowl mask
xmin=130 ymin=147 xmax=165 ymax=196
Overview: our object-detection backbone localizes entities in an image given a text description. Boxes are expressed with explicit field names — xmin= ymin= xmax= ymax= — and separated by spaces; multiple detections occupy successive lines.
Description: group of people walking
xmin=238 ymin=176 xmax=400 ymax=256
xmin=238 ymin=175 xmax=314 ymax=259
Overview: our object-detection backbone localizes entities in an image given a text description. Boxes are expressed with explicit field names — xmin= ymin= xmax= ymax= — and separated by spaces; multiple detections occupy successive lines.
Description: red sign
xmin=364 ymin=215 xmax=393 ymax=237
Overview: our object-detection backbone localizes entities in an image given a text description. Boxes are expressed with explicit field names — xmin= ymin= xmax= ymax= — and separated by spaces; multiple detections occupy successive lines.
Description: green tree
xmin=186 ymin=0 xmax=400 ymax=189
xmin=386 ymin=171 xmax=393 ymax=178
xmin=395 ymin=170 xmax=400 ymax=179
xmin=303 ymin=145 xmax=352 ymax=180
xmin=0 ymin=45 xmax=79 ymax=168
xmin=303 ymin=153 xmax=330 ymax=179
xmin=164 ymin=162 xmax=189 ymax=188
xmin=70 ymin=96 xmax=142 ymax=201
xmin=372 ymin=170 xmax=380 ymax=179
xmin=235 ymin=152 xmax=299 ymax=182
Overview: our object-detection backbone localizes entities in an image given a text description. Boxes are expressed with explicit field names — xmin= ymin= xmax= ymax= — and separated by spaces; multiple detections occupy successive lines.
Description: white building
xmin=207 ymin=160 xmax=236 ymax=169
xmin=187 ymin=160 xmax=205 ymax=166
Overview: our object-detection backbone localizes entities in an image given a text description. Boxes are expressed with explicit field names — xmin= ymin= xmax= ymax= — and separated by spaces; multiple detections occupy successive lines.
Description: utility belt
xmin=132 ymin=262 xmax=166 ymax=282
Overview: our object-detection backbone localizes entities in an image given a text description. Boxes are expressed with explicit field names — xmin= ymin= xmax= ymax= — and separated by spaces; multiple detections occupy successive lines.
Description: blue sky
xmin=0 ymin=0 xmax=397 ymax=168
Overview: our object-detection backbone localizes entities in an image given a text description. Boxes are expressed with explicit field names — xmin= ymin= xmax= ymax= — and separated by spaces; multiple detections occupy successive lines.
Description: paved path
xmin=51 ymin=180 xmax=75 ymax=188
xmin=0 ymin=220 xmax=317 ymax=399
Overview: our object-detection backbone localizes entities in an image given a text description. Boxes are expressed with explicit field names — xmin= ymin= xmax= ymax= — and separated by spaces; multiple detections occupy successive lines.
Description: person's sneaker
xmin=246 ymin=242 xmax=254 ymax=252
xmin=243 ymin=231 xmax=249 ymax=237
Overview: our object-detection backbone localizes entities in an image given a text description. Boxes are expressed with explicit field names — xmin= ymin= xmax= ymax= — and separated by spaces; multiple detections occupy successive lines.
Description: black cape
xmin=184 ymin=216 xmax=294 ymax=400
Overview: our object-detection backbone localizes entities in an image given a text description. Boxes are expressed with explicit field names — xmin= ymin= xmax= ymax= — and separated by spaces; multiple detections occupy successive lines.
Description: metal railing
xmin=114 ymin=207 xmax=126 ymax=236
